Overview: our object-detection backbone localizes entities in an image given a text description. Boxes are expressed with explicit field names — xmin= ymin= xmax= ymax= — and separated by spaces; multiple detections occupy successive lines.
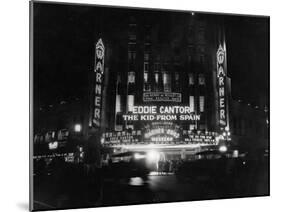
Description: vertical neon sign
xmin=217 ymin=44 xmax=227 ymax=129
xmin=92 ymin=38 xmax=105 ymax=128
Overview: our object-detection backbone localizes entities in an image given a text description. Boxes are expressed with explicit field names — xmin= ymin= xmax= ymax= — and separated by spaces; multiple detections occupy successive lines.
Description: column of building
xmin=185 ymin=20 xmax=207 ymax=132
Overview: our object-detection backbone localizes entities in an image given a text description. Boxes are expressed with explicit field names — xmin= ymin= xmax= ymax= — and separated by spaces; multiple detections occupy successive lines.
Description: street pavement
xmin=33 ymin=168 xmax=268 ymax=211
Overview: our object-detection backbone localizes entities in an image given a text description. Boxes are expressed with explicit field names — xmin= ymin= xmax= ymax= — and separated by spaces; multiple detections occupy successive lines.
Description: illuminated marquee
xmin=182 ymin=130 xmax=217 ymax=145
xmin=132 ymin=106 xmax=192 ymax=114
xmin=217 ymin=45 xmax=227 ymax=128
xmin=144 ymin=128 xmax=180 ymax=139
xmin=184 ymin=134 xmax=216 ymax=145
xmin=143 ymin=92 xmax=182 ymax=102
xmin=92 ymin=38 xmax=105 ymax=128
xmin=101 ymin=128 xmax=217 ymax=147
xmin=101 ymin=130 xmax=142 ymax=146
xmin=122 ymin=105 xmax=200 ymax=121
xmin=143 ymin=128 xmax=180 ymax=143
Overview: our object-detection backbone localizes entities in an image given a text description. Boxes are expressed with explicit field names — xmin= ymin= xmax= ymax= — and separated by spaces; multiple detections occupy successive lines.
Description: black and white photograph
xmin=30 ymin=1 xmax=269 ymax=211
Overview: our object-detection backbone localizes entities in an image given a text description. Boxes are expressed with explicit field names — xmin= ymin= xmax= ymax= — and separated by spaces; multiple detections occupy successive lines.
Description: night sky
xmin=225 ymin=15 xmax=269 ymax=106
xmin=33 ymin=2 xmax=269 ymax=109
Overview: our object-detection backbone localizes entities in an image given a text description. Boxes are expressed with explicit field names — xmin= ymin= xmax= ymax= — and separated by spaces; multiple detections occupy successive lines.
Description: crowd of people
xmin=156 ymin=159 xmax=182 ymax=175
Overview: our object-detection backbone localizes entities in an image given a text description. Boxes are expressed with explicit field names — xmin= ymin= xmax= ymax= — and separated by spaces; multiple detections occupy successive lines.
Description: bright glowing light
xmin=134 ymin=153 xmax=146 ymax=160
xmin=233 ymin=150 xmax=239 ymax=158
xmin=48 ymin=141 xmax=58 ymax=150
xmin=222 ymin=132 xmax=226 ymax=136
xmin=101 ymin=137 xmax=105 ymax=144
xmin=74 ymin=124 xmax=82 ymax=132
xmin=129 ymin=177 xmax=144 ymax=186
xmin=147 ymin=151 xmax=160 ymax=163
xmin=219 ymin=145 xmax=227 ymax=153
xmin=120 ymin=144 xmax=201 ymax=151
xmin=227 ymin=132 xmax=231 ymax=136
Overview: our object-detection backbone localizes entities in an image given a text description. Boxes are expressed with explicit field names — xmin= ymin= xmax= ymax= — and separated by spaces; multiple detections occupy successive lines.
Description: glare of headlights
xmin=134 ymin=153 xmax=145 ymax=160
xmin=219 ymin=145 xmax=227 ymax=153
xmin=147 ymin=150 xmax=160 ymax=163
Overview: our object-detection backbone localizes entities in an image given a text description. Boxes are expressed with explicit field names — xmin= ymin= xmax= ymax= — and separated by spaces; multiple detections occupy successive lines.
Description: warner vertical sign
xmin=217 ymin=44 xmax=227 ymax=129
xmin=92 ymin=38 xmax=105 ymax=128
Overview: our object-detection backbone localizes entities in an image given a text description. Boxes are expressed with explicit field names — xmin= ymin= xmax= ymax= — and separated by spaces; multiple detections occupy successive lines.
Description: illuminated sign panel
xmin=92 ymin=38 xmax=105 ymax=128
xmin=144 ymin=128 xmax=180 ymax=139
xmin=143 ymin=92 xmax=182 ymax=102
xmin=144 ymin=128 xmax=180 ymax=143
xmin=122 ymin=105 xmax=200 ymax=122
xmin=48 ymin=141 xmax=58 ymax=150
xmin=183 ymin=134 xmax=216 ymax=145
xmin=101 ymin=129 xmax=217 ymax=147
xmin=217 ymin=45 xmax=227 ymax=128
xmin=102 ymin=130 xmax=142 ymax=145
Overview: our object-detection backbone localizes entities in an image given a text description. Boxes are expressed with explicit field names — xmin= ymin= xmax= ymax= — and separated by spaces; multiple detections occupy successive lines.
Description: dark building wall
xmin=34 ymin=99 xmax=88 ymax=145
xmin=229 ymin=100 xmax=268 ymax=149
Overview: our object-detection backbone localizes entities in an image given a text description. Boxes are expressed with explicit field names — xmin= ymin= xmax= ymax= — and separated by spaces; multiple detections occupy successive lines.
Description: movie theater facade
xmin=90 ymin=14 xmax=232 ymax=158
